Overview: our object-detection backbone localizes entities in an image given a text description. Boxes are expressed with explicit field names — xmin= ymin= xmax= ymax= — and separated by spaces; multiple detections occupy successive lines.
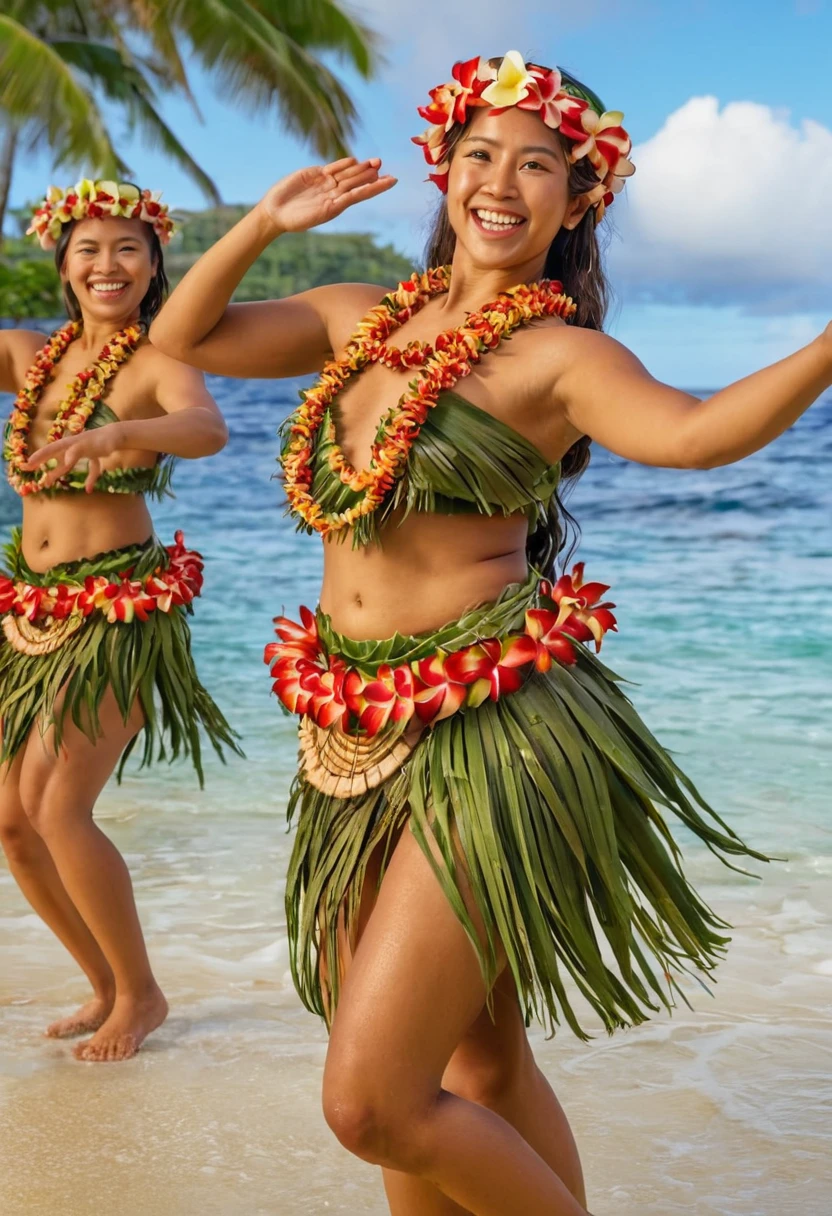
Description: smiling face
xmin=446 ymin=106 xmax=593 ymax=279
xmin=60 ymin=215 xmax=156 ymax=326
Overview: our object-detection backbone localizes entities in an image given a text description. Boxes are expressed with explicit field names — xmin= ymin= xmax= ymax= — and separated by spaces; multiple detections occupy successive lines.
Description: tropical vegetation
xmin=0 ymin=0 xmax=380 ymax=238
xmin=0 ymin=204 xmax=412 ymax=318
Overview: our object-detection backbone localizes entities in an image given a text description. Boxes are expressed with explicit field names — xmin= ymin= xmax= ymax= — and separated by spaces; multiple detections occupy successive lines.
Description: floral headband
xmin=26 ymin=179 xmax=176 ymax=250
xmin=412 ymin=50 xmax=635 ymax=221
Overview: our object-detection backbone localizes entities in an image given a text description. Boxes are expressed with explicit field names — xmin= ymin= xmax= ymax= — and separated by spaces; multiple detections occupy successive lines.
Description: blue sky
xmin=10 ymin=0 xmax=832 ymax=386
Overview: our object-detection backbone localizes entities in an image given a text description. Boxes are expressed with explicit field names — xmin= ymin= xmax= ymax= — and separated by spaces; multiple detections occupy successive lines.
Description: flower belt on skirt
xmin=0 ymin=528 xmax=240 ymax=780
xmin=0 ymin=529 xmax=203 ymax=655
xmin=265 ymin=565 xmax=617 ymax=797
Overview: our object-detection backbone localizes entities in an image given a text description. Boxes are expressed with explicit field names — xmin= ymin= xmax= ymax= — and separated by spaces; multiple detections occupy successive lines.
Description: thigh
xmin=325 ymin=825 xmax=500 ymax=1104
xmin=19 ymin=683 xmax=145 ymax=818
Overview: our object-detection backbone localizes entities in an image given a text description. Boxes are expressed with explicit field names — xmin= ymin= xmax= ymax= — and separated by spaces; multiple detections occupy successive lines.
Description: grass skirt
xmin=285 ymin=573 xmax=765 ymax=1038
xmin=0 ymin=530 xmax=240 ymax=784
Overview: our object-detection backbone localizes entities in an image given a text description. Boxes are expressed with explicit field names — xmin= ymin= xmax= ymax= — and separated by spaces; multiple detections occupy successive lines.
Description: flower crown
xmin=26 ymin=179 xmax=176 ymax=250
xmin=412 ymin=50 xmax=635 ymax=221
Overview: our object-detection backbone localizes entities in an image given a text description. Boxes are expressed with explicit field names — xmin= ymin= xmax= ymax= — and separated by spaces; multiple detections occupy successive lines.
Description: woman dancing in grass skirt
xmin=151 ymin=50 xmax=830 ymax=1214
xmin=0 ymin=181 xmax=239 ymax=1061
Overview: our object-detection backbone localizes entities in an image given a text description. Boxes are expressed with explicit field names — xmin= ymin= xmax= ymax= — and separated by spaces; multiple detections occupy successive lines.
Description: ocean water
xmin=0 ymin=376 xmax=830 ymax=1216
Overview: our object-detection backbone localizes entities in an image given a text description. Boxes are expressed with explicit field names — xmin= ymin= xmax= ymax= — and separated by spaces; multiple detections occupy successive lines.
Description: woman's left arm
xmin=555 ymin=324 xmax=832 ymax=468
xmin=24 ymin=356 xmax=228 ymax=491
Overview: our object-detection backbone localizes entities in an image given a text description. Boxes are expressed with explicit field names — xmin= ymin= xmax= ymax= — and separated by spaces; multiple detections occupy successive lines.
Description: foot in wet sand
xmin=73 ymin=987 xmax=168 ymax=1062
xmin=45 ymin=995 xmax=114 ymax=1039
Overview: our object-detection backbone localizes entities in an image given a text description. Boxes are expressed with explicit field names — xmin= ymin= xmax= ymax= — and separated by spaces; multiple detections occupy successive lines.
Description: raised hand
xmin=258 ymin=157 xmax=397 ymax=234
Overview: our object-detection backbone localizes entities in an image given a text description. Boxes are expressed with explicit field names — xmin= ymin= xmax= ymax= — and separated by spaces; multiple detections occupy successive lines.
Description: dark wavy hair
xmin=54 ymin=208 xmax=169 ymax=332
xmin=423 ymin=67 xmax=614 ymax=577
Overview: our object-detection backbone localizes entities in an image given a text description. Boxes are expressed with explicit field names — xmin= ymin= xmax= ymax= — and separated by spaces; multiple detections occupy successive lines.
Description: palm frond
xmin=51 ymin=37 xmax=220 ymax=200
xmin=0 ymin=18 xmax=124 ymax=174
xmin=163 ymin=0 xmax=361 ymax=156
xmin=252 ymin=0 xmax=381 ymax=77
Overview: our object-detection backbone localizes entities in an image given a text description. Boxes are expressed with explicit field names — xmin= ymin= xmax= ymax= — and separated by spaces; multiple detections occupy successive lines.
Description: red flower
xmin=551 ymin=563 xmax=617 ymax=651
xmin=45 ymin=583 xmax=80 ymax=620
xmin=446 ymin=635 xmax=538 ymax=704
xmin=76 ymin=575 xmax=110 ymax=616
xmin=344 ymin=662 xmax=415 ymax=736
xmin=411 ymin=653 xmax=468 ymax=724
xmin=14 ymin=585 xmax=49 ymax=622
xmin=524 ymin=609 xmax=578 ymax=669
xmin=265 ymin=605 xmax=320 ymax=667
xmin=0 ymin=577 xmax=17 ymax=614
xmin=270 ymin=655 xmax=322 ymax=717
xmin=104 ymin=580 xmax=157 ymax=623
xmin=308 ymin=664 xmax=349 ymax=730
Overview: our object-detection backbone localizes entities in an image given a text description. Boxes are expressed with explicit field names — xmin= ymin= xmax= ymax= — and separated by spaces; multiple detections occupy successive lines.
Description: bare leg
xmin=383 ymin=973 xmax=585 ymax=1214
xmin=322 ymin=828 xmax=589 ymax=1216
xmin=19 ymin=687 xmax=167 ymax=1062
xmin=0 ymin=744 xmax=115 ymax=1037
xmin=329 ymin=839 xmax=585 ymax=1216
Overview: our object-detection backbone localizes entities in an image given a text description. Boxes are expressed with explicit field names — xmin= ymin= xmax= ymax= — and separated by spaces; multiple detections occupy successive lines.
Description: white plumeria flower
xmin=480 ymin=50 xmax=534 ymax=108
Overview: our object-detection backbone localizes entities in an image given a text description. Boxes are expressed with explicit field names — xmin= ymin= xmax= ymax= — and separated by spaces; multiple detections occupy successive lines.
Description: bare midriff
xmin=319 ymin=509 xmax=530 ymax=640
xmin=20 ymin=493 xmax=155 ymax=572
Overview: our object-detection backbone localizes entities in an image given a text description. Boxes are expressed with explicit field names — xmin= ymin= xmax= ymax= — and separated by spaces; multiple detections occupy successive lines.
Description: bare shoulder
xmin=0 ymin=327 xmax=48 ymax=393
xmin=129 ymin=340 xmax=208 ymax=407
xmin=317 ymin=281 xmax=395 ymax=349
xmin=531 ymin=323 xmax=645 ymax=391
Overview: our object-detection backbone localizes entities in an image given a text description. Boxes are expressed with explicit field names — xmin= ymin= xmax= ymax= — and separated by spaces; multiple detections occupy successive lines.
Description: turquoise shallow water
xmin=0 ymin=376 xmax=830 ymax=1215
xmin=5 ymin=373 xmax=826 ymax=853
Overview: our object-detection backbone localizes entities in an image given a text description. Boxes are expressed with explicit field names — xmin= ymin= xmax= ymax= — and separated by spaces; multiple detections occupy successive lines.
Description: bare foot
xmin=45 ymin=995 xmax=114 ymax=1039
xmin=73 ymin=987 xmax=168 ymax=1063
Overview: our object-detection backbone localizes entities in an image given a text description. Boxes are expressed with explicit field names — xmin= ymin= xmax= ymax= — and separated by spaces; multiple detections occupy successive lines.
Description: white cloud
xmin=610 ymin=96 xmax=832 ymax=310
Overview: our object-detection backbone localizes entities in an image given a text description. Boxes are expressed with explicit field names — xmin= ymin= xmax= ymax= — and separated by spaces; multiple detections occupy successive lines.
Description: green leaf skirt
xmin=286 ymin=572 xmax=767 ymax=1038
xmin=0 ymin=529 xmax=241 ymax=784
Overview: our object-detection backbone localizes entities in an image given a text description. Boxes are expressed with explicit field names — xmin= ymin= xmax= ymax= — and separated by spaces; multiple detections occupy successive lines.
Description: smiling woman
xmin=149 ymin=46 xmax=832 ymax=1216
xmin=0 ymin=178 xmax=240 ymax=1065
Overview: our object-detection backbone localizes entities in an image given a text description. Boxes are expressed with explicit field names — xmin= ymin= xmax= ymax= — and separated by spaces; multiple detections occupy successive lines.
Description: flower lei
xmin=265 ymin=565 xmax=617 ymax=736
xmin=413 ymin=50 xmax=635 ymax=221
xmin=0 ymin=532 xmax=203 ymax=629
xmin=282 ymin=265 xmax=576 ymax=536
xmin=4 ymin=321 xmax=142 ymax=496
xmin=27 ymin=179 xmax=175 ymax=250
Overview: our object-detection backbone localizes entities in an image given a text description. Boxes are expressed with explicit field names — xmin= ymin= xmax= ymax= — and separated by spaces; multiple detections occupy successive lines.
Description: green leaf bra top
xmin=283 ymin=388 xmax=562 ymax=547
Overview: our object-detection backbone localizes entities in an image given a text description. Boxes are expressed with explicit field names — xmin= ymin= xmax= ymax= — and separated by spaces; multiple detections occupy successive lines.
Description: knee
xmin=0 ymin=800 xmax=38 ymax=864
xmin=322 ymin=1061 xmax=428 ymax=1170
xmin=322 ymin=1090 xmax=390 ymax=1163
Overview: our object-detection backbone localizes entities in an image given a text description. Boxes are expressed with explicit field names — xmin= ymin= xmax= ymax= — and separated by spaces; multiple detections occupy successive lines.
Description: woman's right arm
xmin=149 ymin=157 xmax=397 ymax=380
xmin=0 ymin=330 xmax=45 ymax=394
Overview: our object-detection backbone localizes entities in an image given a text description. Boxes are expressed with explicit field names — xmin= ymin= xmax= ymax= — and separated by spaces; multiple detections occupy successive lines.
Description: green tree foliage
xmin=0 ymin=0 xmax=380 ymax=236
xmin=0 ymin=206 xmax=413 ymax=317
xmin=0 ymin=259 xmax=61 ymax=322
xmin=169 ymin=206 xmax=413 ymax=301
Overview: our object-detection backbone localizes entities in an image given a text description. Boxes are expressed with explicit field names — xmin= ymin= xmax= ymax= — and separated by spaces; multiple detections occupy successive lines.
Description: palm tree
xmin=0 ymin=0 xmax=379 ymax=238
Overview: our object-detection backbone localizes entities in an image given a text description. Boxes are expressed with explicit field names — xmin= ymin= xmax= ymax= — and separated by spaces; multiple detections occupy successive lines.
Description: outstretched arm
xmin=149 ymin=157 xmax=397 ymax=379
xmin=556 ymin=325 xmax=832 ymax=468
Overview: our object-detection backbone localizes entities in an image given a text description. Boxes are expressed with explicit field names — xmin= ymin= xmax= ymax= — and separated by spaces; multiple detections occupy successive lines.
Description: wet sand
xmin=2 ymin=803 xmax=830 ymax=1216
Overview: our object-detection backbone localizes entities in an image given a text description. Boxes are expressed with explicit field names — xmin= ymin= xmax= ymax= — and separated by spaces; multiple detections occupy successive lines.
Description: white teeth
xmin=90 ymin=282 xmax=127 ymax=292
xmin=474 ymin=209 xmax=524 ymax=232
